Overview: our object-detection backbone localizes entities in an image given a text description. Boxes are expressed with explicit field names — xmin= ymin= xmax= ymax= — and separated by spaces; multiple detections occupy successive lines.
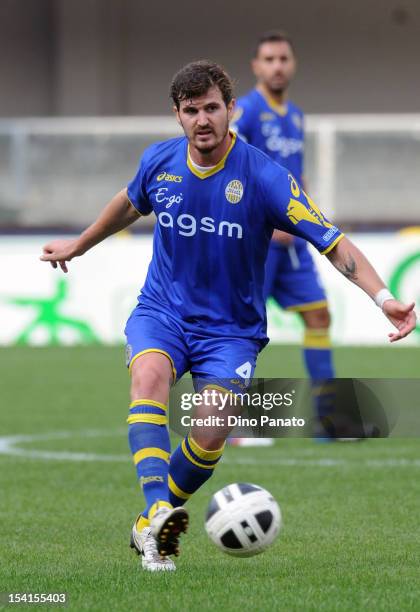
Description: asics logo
xmin=157 ymin=171 xmax=183 ymax=183
xmin=139 ymin=476 xmax=164 ymax=488
xmin=158 ymin=211 xmax=243 ymax=239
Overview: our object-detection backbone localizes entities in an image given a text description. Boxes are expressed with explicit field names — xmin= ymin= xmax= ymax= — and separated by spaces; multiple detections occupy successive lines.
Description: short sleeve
xmin=127 ymin=157 xmax=153 ymax=216
xmin=262 ymin=165 xmax=344 ymax=254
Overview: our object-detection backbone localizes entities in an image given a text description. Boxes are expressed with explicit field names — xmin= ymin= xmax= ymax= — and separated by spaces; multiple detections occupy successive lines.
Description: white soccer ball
xmin=205 ymin=483 xmax=282 ymax=557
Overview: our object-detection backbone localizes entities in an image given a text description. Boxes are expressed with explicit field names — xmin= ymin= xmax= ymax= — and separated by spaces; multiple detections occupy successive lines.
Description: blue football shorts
xmin=124 ymin=305 xmax=262 ymax=393
xmin=264 ymin=237 xmax=327 ymax=311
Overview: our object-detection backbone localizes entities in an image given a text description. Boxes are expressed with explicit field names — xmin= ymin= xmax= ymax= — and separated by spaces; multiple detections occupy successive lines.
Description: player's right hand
xmin=40 ymin=238 xmax=79 ymax=273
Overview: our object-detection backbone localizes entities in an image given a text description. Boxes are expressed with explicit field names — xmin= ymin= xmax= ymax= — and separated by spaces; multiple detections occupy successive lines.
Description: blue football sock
xmin=168 ymin=435 xmax=224 ymax=507
xmin=303 ymin=328 xmax=336 ymax=427
xmin=127 ymin=399 xmax=172 ymax=519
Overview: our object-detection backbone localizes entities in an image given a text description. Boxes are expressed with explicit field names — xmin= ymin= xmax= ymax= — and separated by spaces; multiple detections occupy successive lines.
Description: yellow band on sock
xmin=168 ymin=474 xmax=191 ymax=500
xmin=304 ymin=328 xmax=332 ymax=349
xmin=130 ymin=399 xmax=167 ymax=411
xmin=312 ymin=384 xmax=336 ymax=396
xmin=188 ymin=435 xmax=225 ymax=461
xmin=127 ymin=414 xmax=168 ymax=426
xmin=181 ymin=439 xmax=216 ymax=470
xmin=133 ymin=447 xmax=170 ymax=466
xmin=148 ymin=500 xmax=173 ymax=520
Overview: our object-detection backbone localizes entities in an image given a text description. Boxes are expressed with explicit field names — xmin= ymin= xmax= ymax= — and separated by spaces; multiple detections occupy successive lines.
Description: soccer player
xmin=40 ymin=61 xmax=416 ymax=571
xmin=232 ymin=31 xmax=336 ymax=438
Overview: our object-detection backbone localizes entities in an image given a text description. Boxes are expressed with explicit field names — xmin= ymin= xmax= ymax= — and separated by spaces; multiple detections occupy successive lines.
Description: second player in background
xmin=232 ymin=31 xmax=335 ymax=442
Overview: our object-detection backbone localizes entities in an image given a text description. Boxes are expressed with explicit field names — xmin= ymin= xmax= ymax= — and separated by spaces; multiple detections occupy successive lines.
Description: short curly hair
xmin=170 ymin=60 xmax=234 ymax=109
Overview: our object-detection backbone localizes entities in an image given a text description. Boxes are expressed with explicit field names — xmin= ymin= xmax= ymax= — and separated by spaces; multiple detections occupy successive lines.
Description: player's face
xmin=175 ymin=86 xmax=235 ymax=155
xmin=252 ymin=41 xmax=296 ymax=94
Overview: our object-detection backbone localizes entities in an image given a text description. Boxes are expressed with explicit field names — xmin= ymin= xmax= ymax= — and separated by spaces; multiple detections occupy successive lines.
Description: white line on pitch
xmin=0 ymin=430 xmax=128 ymax=462
xmin=0 ymin=430 xmax=419 ymax=468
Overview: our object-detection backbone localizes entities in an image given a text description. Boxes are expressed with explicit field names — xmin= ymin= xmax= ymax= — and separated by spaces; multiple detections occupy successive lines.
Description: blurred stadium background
xmin=1 ymin=0 xmax=420 ymax=349
xmin=1 ymin=3 xmax=420 ymax=609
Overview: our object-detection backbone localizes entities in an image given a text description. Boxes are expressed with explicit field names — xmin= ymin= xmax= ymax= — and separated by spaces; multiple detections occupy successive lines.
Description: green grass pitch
xmin=1 ymin=345 xmax=420 ymax=611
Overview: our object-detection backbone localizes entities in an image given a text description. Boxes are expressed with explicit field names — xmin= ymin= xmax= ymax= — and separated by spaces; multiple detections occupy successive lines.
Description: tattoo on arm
xmin=328 ymin=246 xmax=359 ymax=281
xmin=336 ymin=253 xmax=358 ymax=281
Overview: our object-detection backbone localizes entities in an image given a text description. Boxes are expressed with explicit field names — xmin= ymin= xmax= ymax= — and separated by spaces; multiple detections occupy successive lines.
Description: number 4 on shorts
xmin=235 ymin=361 xmax=253 ymax=385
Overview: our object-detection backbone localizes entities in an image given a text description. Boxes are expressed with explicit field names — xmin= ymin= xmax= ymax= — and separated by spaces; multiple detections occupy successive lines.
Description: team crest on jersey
xmin=225 ymin=180 xmax=244 ymax=204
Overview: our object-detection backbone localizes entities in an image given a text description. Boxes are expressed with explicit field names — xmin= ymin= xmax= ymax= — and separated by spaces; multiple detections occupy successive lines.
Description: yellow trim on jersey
xmin=168 ymin=474 xmax=191 ymax=500
xmin=188 ymin=435 xmax=225 ymax=461
xmin=285 ymin=300 xmax=328 ymax=313
xmin=303 ymin=329 xmax=332 ymax=349
xmin=181 ymin=439 xmax=215 ymax=470
xmin=187 ymin=131 xmax=237 ymax=179
xmin=126 ymin=194 xmax=142 ymax=217
xmin=259 ymin=90 xmax=288 ymax=117
xmin=129 ymin=348 xmax=177 ymax=381
xmin=133 ymin=447 xmax=171 ymax=465
xmin=320 ymin=233 xmax=345 ymax=255
xmin=127 ymin=414 xmax=168 ymax=426
xmin=130 ymin=399 xmax=168 ymax=412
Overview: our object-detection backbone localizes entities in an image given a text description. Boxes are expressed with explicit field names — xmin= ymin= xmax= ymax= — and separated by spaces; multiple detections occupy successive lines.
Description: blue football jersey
xmin=232 ymin=89 xmax=304 ymax=183
xmin=127 ymin=132 xmax=342 ymax=343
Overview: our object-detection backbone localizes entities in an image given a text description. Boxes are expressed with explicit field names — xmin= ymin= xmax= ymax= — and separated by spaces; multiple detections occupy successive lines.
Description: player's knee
xmin=130 ymin=355 xmax=172 ymax=402
xmin=192 ymin=431 xmax=226 ymax=452
xmin=302 ymin=307 xmax=331 ymax=329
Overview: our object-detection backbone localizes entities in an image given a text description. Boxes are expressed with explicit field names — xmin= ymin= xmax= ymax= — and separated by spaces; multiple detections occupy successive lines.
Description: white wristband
xmin=374 ymin=288 xmax=395 ymax=309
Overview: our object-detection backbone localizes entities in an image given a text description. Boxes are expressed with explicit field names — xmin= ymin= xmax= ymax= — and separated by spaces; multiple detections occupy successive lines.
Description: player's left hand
xmin=382 ymin=300 xmax=417 ymax=342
